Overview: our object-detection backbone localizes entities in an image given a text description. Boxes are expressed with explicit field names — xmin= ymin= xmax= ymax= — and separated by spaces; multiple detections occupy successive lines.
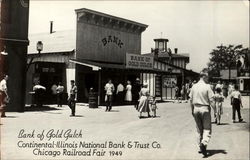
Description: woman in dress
xmin=125 ymin=81 xmax=132 ymax=104
xmin=138 ymin=83 xmax=151 ymax=118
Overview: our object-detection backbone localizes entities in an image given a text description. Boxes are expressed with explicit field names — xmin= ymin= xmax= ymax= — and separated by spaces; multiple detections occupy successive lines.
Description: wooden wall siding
xmin=164 ymin=58 xmax=187 ymax=69
xmin=76 ymin=22 xmax=142 ymax=64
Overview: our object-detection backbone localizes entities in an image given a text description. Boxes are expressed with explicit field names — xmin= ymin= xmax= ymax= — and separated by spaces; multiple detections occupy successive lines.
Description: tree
xmin=206 ymin=44 xmax=248 ymax=80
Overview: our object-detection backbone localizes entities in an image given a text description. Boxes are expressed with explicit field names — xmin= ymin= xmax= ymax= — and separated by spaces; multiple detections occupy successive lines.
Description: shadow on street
xmin=0 ymin=116 xmax=18 ymax=118
xmin=24 ymin=105 xmax=61 ymax=112
xmin=107 ymin=110 xmax=119 ymax=112
xmin=70 ymin=115 xmax=84 ymax=117
xmin=217 ymin=123 xmax=230 ymax=125
xmin=206 ymin=149 xmax=227 ymax=158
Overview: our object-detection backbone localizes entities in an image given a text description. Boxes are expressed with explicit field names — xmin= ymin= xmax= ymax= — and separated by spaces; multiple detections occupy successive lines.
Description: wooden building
xmin=27 ymin=8 xmax=198 ymax=105
xmin=27 ymin=30 xmax=75 ymax=104
xmin=143 ymin=38 xmax=199 ymax=99
xmin=72 ymin=8 xmax=148 ymax=104
xmin=1 ymin=0 xmax=30 ymax=111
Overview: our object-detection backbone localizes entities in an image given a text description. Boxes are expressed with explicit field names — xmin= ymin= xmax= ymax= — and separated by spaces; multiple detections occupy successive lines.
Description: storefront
xmin=26 ymin=30 xmax=76 ymax=105
xmin=27 ymin=8 xmax=196 ymax=106
xmin=72 ymin=8 xmax=148 ymax=104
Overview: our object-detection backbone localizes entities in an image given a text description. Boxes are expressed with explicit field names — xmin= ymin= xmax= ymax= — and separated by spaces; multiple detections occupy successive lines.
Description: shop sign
xmin=126 ymin=53 xmax=154 ymax=70
xmin=42 ymin=67 xmax=55 ymax=73
xmin=163 ymin=77 xmax=177 ymax=88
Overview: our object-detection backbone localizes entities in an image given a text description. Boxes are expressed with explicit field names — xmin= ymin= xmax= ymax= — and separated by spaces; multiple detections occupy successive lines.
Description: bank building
xmin=26 ymin=8 xmax=198 ymax=107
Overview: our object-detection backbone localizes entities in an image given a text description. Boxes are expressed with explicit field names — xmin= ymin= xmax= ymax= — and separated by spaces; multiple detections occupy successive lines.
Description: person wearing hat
xmin=68 ymin=80 xmax=77 ymax=116
xmin=138 ymin=83 xmax=151 ymax=118
xmin=189 ymin=71 xmax=215 ymax=157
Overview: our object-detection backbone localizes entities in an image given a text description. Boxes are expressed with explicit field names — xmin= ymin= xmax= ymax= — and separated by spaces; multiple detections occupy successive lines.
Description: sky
xmin=28 ymin=0 xmax=249 ymax=72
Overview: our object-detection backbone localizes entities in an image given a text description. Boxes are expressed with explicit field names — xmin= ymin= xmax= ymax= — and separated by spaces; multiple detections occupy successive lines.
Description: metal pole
xmin=170 ymin=72 xmax=173 ymax=99
xmin=98 ymin=71 xmax=101 ymax=106
xmin=229 ymin=65 xmax=231 ymax=83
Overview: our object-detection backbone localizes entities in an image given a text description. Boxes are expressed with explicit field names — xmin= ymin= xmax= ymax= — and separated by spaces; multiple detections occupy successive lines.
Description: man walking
xmin=104 ymin=79 xmax=114 ymax=111
xmin=0 ymin=75 xmax=9 ymax=117
xmin=230 ymin=85 xmax=243 ymax=123
xmin=189 ymin=71 xmax=214 ymax=157
xmin=68 ymin=80 xmax=77 ymax=116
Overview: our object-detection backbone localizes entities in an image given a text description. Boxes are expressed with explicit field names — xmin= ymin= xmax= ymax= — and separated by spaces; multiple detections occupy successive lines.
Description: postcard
xmin=0 ymin=0 xmax=249 ymax=160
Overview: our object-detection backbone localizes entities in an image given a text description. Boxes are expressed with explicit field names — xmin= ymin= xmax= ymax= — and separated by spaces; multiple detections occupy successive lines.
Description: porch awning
xmin=69 ymin=58 xmax=185 ymax=74
xmin=69 ymin=59 xmax=125 ymax=71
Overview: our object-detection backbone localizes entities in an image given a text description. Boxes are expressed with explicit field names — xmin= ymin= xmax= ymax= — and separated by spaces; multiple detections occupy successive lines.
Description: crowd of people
xmin=175 ymin=80 xmax=196 ymax=103
xmin=0 ymin=71 xmax=247 ymax=159
xmin=103 ymin=78 xmax=158 ymax=118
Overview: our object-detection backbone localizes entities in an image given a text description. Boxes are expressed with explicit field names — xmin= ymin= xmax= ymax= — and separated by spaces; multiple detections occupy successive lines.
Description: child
xmin=151 ymin=96 xmax=158 ymax=118
xmin=214 ymin=87 xmax=224 ymax=125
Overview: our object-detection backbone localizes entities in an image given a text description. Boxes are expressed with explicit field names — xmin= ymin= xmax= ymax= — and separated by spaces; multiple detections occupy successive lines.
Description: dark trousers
xmin=106 ymin=95 xmax=113 ymax=111
xmin=68 ymin=95 xmax=76 ymax=116
xmin=0 ymin=91 xmax=6 ymax=117
xmin=116 ymin=92 xmax=123 ymax=104
xmin=232 ymin=99 xmax=242 ymax=120
xmin=57 ymin=93 xmax=63 ymax=106
xmin=34 ymin=89 xmax=44 ymax=107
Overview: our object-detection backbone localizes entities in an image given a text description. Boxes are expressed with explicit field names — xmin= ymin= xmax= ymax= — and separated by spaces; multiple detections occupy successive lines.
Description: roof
xmin=154 ymin=38 xmax=169 ymax=42
xmin=143 ymin=52 xmax=189 ymax=59
xmin=70 ymin=58 xmax=125 ymax=70
xmin=28 ymin=30 xmax=76 ymax=54
xmin=75 ymin=8 xmax=148 ymax=29
xmin=69 ymin=58 xmax=197 ymax=75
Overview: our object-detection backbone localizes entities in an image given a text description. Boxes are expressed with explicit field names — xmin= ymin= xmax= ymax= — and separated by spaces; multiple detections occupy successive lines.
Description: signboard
xmin=163 ymin=77 xmax=177 ymax=88
xmin=125 ymin=53 xmax=154 ymax=70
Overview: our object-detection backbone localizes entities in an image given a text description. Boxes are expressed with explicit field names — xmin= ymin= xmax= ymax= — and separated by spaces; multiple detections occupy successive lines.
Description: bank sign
xmin=126 ymin=53 xmax=154 ymax=70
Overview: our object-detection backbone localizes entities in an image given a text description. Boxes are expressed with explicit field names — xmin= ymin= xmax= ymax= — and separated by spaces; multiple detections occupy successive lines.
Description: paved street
xmin=0 ymin=97 xmax=249 ymax=160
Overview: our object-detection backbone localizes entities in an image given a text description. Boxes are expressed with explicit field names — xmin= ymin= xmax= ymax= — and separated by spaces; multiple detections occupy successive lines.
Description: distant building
xmin=142 ymin=38 xmax=199 ymax=99
xmin=212 ymin=51 xmax=250 ymax=94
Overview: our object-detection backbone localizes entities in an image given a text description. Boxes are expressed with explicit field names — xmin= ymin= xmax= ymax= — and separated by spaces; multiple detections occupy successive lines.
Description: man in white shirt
xmin=189 ymin=71 xmax=214 ymax=157
xmin=104 ymin=79 xmax=114 ymax=111
xmin=230 ymin=85 xmax=243 ymax=123
xmin=0 ymin=75 xmax=9 ymax=117
xmin=33 ymin=81 xmax=46 ymax=107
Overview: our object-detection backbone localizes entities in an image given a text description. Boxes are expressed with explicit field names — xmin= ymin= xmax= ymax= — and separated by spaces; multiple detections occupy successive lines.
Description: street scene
xmin=1 ymin=97 xmax=249 ymax=160
xmin=0 ymin=1 xmax=249 ymax=160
